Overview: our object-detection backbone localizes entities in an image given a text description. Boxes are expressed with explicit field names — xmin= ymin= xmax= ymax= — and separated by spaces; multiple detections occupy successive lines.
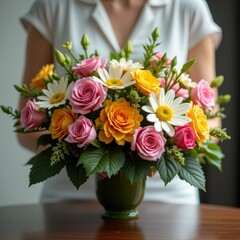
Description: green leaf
xmin=78 ymin=146 xmax=125 ymax=177
xmin=177 ymin=155 xmax=206 ymax=191
xmin=202 ymin=143 xmax=224 ymax=171
xmin=202 ymin=143 xmax=225 ymax=160
xmin=205 ymin=154 xmax=222 ymax=171
xmin=90 ymin=139 xmax=101 ymax=148
xmin=180 ymin=58 xmax=196 ymax=73
xmin=156 ymin=155 xmax=179 ymax=185
xmin=78 ymin=147 xmax=105 ymax=175
xmin=36 ymin=134 xmax=54 ymax=148
xmin=203 ymin=143 xmax=224 ymax=159
xmin=29 ymin=147 xmax=65 ymax=186
xmin=123 ymin=154 xmax=152 ymax=183
xmin=26 ymin=155 xmax=37 ymax=165
xmin=66 ymin=157 xmax=88 ymax=189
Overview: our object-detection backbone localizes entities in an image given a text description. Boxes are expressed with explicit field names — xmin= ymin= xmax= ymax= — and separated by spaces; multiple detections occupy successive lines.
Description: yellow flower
xmin=131 ymin=69 xmax=160 ymax=96
xmin=49 ymin=107 xmax=77 ymax=141
xmin=187 ymin=102 xmax=209 ymax=146
xmin=30 ymin=64 xmax=54 ymax=90
xmin=95 ymin=98 xmax=143 ymax=145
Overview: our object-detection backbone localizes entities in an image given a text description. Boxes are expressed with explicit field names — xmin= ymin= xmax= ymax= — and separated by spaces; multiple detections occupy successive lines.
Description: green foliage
xmin=28 ymin=148 xmax=65 ymax=186
xmin=66 ymin=157 xmax=88 ymax=189
xmin=180 ymin=58 xmax=196 ymax=73
xmin=177 ymin=155 xmax=206 ymax=191
xmin=156 ymin=154 xmax=205 ymax=191
xmin=156 ymin=155 xmax=179 ymax=185
xmin=200 ymin=142 xmax=224 ymax=171
xmin=210 ymin=127 xmax=231 ymax=142
xmin=0 ymin=105 xmax=20 ymax=127
xmin=78 ymin=145 xmax=125 ymax=177
xmin=36 ymin=134 xmax=54 ymax=148
xmin=14 ymin=84 xmax=41 ymax=98
xmin=123 ymin=152 xmax=152 ymax=183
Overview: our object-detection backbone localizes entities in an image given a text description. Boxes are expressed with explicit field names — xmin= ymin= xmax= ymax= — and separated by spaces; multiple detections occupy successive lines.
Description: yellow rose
xmin=49 ymin=107 xmax=77 ymax=141
xmin=95 ymin=98 xmax=143 ymax=145
xmin=187 ymin=103 xmax=209 ymax=146
xmin=131 ymin=69 xmax=160 ymax=96
xmin=30 ymin=64 xmax=54 ymax=90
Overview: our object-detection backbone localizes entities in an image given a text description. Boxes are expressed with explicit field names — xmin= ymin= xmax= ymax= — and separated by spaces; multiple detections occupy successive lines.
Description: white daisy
xmin=142 ymin=88 xmax=192 ymax=137
xmin=36 ymin=77 xmax=73 ymax=109
xmin=96 ymin=64 xmax=135 ymax=90
xmin=179 ymin=73 xmax=197 ymax=89
xmin=110 ymin=58 xmax=143 ymax=72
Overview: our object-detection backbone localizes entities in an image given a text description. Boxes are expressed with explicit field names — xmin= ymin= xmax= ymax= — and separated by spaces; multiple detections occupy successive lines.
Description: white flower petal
xmin=92 ymin=76 xmax=108 ymax=87
xmin=48 ymin=81 xmax=57 ymax=93
xmin=109 ymin=65 xmax=122 ymax=79
xmin=108 ymin=85 xmax=124 ymax=90
xmin=149 ymin=92 xmax=159 ymax=111
xmin=169 ymin=116 xmax=192 ymax=126
xmin=172 ymin=103 xmax=190 ymax=114
xmin=159 ymin=88 xmax=165 ymax=105
xmin=37 ymin=96 xmax=50 ymax=101
xmin=144 ymin=85 xmax=193 ymax=137
xmin=147 ymin=113 xmax=159 ymax=122
xmin=154 ymin=121 xmax=162 ymax=132
xmin=98 ymin=68 xmax=109 ymax=82
xmin=169 ymin=97 xmax=183 ymax=108
xmin=42 ymin=89 xmax=52 ymax=98
xmin=162 ymin=122 xmax=175 ymax=136
xmin=142 ymin=105 xmax=154 ymax=113
xmin=66 ymin=81 xmax=73 ymax=96
xmin=122 ymin=80 xmax=135 ymax=88
xmin=36 ymin=76 xmax=69 ymax=109
xmin=97 ymin=64 xmax=134 ymax=90
xmin=121 ymin=71 xmax=133 ymax=84
xmin=165 ymin=89 xmax=175 ymax=106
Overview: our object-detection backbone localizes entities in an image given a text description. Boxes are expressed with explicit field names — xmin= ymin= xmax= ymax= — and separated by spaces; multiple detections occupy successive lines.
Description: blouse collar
xmin=76 ymin=0 xmax=168 ymax=7
xmin=77 ymin=0 xmax=168 ymax=52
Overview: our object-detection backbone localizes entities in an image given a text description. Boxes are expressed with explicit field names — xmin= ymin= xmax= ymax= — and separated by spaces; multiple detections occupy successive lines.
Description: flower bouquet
xmin=1 ymin=28 xmax=230 ymax=194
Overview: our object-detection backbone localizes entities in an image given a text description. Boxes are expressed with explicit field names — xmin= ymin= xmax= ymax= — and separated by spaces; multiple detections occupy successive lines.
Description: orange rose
xmin=187 ymin=102 xmax=209 ymax=146
xmin=30 ymin=64 xmax=54 ymax=90
xmin=49 ymin=107 xmax=77 ymax=141
xmin=95 ymin=98 xmax=143 ymax=145
xmin=131 ymin=69 xmax=160 ymax=96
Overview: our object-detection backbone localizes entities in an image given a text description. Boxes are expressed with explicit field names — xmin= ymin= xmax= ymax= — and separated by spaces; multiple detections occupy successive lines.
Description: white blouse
xmin=21 ymin=0 xmax=221 ymax=205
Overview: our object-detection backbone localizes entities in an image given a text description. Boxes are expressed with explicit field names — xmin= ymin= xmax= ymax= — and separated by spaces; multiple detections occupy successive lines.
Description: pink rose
xmin=69 ymin=77 xmax=107 ymax=114
xmin=174 ymin=124 xmax=196 ymax=150
xmin=159 ymin=78 xmax=189 ymax=98
xmin=20 ymin=100 xmax=45 ymax=131
xmin=72 ymin=56 xmax=107 ymax=77
xmin=65 ymin=115 xmax=96 ymax=148
xmin=191 ymin=79 xmax=215 ymax=110
xmin=131 ymin=126 xmax=166 ymax=161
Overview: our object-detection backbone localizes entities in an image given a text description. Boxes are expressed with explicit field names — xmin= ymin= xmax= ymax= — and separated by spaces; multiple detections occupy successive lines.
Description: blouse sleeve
xmin=186 ymin=0 xmax=222 ymax=49
xmin=20 ymin=0 xmax=54 ymax=44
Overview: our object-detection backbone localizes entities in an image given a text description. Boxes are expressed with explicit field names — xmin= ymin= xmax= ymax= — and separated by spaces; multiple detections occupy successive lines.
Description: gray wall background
xmin=0 ymin=0 xmax=43 ymax=206
xmin=0 ymin=0 xmax=238 ymax=207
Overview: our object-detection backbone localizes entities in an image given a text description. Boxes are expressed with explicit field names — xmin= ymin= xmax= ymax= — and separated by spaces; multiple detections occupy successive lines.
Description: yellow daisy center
xmin=106 ymin=79 xmax=122 ymax=86
xmin=156 ymin=105 xmax=173 ymax=122
xmin=50 ymin=92 xmax=65 ymax=104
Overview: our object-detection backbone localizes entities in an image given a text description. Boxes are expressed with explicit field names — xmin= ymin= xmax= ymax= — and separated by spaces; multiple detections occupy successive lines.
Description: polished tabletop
xmin=1 ymin=200 xmax=240 ymax=240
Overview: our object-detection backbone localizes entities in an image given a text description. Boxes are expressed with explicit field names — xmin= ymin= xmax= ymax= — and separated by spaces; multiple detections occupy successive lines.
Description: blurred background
xmin=0 ymin=0 xmax=42 ymax=206
xmin=0 ymin=0 xmax=239 ymax=207
xmin=200 ymin=0 xmax=239 ymax=207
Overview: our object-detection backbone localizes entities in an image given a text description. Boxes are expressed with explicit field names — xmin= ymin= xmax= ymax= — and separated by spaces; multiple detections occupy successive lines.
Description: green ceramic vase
xmin=95 ymin=171 xmax=145 ymax=220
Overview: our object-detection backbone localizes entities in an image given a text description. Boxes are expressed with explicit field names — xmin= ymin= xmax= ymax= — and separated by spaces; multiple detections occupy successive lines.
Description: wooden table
xmin=0 ymin=201 xmax=240 ymax=239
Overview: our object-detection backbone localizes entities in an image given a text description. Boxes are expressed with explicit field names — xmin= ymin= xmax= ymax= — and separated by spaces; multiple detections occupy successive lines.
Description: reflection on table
xmin=1 ymin=201 xmax=240 ymax=239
